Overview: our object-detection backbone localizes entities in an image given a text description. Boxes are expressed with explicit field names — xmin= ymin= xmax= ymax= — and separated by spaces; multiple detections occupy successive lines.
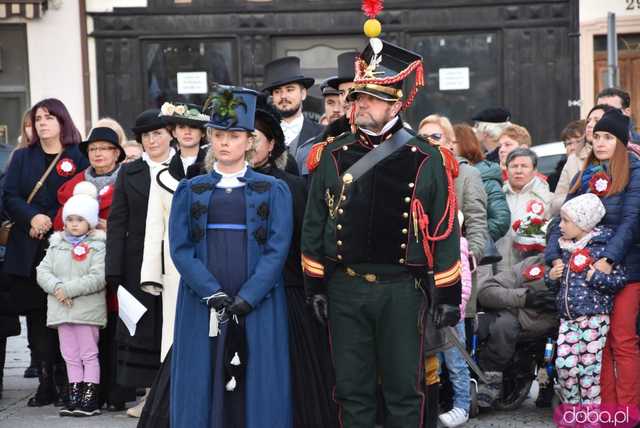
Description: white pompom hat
xmin=62 ymin=181 xmax=100 ymax=228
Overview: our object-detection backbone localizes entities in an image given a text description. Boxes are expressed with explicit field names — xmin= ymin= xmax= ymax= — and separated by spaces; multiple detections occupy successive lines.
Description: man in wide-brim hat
xmin=262 ymin=56 xmax=323 ymax=174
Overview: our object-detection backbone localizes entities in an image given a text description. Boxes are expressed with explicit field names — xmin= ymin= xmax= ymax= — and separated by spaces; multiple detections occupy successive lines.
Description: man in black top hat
xmin=301 ymin=38 xmax=461 ymax=428
xmin=472 ymin=107 xmax=512 ymax=163
xmin=263 ymin=56 xmax=323 ymax=174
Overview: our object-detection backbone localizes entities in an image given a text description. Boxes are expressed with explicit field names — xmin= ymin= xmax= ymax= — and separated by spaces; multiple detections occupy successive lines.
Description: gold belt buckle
xmin=345 ymin=267 xmax=377 ymax=283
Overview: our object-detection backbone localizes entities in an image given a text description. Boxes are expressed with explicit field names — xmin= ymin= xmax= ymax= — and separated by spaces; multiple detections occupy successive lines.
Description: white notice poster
xmin=177 ymin=71 xmax=208 ymax=94
xmin=438 ymin=67 xmax=470 ymax=91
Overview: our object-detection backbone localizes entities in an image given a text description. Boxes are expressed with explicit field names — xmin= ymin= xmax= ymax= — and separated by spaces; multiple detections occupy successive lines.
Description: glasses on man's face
xmin=88 ymin=146 xmax=116 ymax=154
xmin=419 ymin=133 xmax=443 ymax=142
xmin=563 ymin=137 xmax=583 ymax=148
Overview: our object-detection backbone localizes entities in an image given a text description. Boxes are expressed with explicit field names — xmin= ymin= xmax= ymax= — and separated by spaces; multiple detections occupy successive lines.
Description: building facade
xmin=7 ymin=1 xmax=633 ymax=146
xmin=88 ymin=0 xmax=581 ymax=144
xmin=578 ymin=0 xmax=640 ymax=127
xmin=0 ymin=0 xmax=86 ymax=145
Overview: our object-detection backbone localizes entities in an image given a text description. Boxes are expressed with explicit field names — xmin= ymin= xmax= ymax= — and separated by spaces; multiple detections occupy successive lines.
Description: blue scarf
xmin=580 ymin=163 xmax=608 ymax=194
xmin=63 ymin=232 xmax=88 ymax=246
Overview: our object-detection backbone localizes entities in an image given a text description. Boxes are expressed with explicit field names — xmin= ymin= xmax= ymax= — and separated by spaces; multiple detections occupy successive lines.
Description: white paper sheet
xmin=117 ymin=286 xmax=147 ymax=336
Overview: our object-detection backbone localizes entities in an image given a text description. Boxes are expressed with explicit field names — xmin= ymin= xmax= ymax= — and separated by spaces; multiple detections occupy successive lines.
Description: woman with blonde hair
xmin=169 ymin=86 xmax=293 ymax=427
xmin=419 ymin=114 xmax=488 ymax=428
xmin=121 ymin=141 xmax=143 ymax=163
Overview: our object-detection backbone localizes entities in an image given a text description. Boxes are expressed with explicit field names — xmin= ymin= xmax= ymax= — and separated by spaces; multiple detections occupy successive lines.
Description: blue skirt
xmin=207 ymin=187 xmax=248 ymax=427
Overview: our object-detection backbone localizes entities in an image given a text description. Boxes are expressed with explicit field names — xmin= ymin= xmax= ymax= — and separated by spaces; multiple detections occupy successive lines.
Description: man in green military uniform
xmin=301 ymin=39 xmax=462 ymax=428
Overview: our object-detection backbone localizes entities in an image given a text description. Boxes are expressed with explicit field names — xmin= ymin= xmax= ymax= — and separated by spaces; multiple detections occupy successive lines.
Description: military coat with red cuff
xmin=301 ymin=125 xmax=462 ymax=305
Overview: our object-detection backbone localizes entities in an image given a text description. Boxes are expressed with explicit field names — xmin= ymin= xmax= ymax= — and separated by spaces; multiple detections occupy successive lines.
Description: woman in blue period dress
xmin=169 ymin=86 xmax=293 ymax=428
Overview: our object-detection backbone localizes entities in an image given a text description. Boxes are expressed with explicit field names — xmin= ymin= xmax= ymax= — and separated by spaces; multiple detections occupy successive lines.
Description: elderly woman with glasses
xmin=52 ymin=126 xmax=126 ymax=231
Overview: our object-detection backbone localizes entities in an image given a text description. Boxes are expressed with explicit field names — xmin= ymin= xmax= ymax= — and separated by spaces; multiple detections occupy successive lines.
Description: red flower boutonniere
xmin=589 ymin=172 xmax=611 ymax=197
xmin=530 ymin=216 xmax=544 ymax=226
xmin=72 ymin=242 xmax=90 ymax=262
xmin=56 ymin=158 xmax=76 ymax=177
xmin=523 ymin=264 xmax=545 ymax=281
xmin=569 ymin=248 xmax=592 ymax=273
xmin=526 ymin=199 xmax=545 ymax=216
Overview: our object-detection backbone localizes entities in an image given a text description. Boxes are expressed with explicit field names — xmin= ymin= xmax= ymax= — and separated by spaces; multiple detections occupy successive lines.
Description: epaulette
xmin=306 ymin=132 xmax=351 ymax=173
xmin=414 ymin=134 xmax=459 ymax=178
xmin=306 ymin=137 xmax=334 ymax=173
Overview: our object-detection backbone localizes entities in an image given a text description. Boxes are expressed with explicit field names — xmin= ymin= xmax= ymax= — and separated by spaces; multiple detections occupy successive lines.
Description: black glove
xmin=309 ymin=294 xmax=328 ymax=325
xmin=207 ymin=291 xmax=233 ymax=311
xmin=524 ymin=290 xmax=556 ymax=311
xmin=227 ymin=296 xmax=253 ymax=316
xmin=434 ymin=304 xmax=459 ymax=329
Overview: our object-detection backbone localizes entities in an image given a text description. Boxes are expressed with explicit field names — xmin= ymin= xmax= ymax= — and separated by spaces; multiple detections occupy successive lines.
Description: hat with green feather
xmin=203 ymin=85 xmax=259 ymax=132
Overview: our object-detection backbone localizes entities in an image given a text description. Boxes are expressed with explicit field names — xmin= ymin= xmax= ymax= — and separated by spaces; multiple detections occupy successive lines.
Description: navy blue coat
xmin=546 ymin=154 xmax=640 ymax=283
xmin=546 ymin=227 xmax=627 ymax=318
xmin=3 ymin=144 xmax=88 ymax=278
xmin=169 ymin=168 xmax=293 ymax=428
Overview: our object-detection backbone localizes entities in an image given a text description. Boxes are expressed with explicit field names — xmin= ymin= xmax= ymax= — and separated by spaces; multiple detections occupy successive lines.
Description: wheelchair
xmin=439 ymin=312 xmax=558 ymax=416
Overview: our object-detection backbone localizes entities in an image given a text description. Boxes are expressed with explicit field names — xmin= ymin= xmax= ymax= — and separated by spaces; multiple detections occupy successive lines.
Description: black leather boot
xmin=423 ymin=383 xmax=440 ymax=428
xmin=74 ymin=382 xmax=101 ymax=416
xmin=52 ymin=364 xmax=69 ymax=407
xmin=27 ymin=362 xmax=56 ymax=407
xmin=59 ymin=382 xmax=82 ymax=416
xmin=23 ymin=353 xmax=39 ymax=378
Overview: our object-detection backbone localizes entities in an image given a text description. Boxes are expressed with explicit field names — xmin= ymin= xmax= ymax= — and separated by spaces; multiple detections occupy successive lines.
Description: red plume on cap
xmin=362 ymin=0 xmax=383 ymax=18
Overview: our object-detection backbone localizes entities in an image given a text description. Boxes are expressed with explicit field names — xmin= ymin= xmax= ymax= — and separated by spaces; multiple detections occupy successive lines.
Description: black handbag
xmin=478 ymin=236 xmax=502 ymax=265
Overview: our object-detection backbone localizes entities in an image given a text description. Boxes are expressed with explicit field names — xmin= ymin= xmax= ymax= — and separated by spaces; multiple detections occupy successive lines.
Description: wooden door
xmin=594 ymin=50 xmax=640 ymax=131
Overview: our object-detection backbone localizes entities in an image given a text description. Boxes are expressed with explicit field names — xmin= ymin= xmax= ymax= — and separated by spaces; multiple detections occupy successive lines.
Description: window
xmin=143 ymin=38 xmax=237 ymax=108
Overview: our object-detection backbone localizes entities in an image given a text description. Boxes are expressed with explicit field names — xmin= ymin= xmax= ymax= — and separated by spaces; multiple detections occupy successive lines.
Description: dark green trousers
xmin=328 ymin=269 xmax=425 ymax=428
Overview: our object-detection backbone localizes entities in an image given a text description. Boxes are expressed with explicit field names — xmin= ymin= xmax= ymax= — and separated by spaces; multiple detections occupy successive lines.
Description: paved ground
xmin=0 ymin=318 xmax=137 ymax=428
xmin=1 ymin=317 xmax=555 ymax=427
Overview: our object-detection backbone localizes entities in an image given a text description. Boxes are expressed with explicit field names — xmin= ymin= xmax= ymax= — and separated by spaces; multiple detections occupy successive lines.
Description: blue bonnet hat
xmin=204 ymin=85 xmax=258 ymax=132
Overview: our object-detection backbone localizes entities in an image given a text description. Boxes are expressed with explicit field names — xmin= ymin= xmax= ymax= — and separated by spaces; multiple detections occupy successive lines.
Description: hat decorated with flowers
xmin=159 ymin=102 xmax=209 ymax=129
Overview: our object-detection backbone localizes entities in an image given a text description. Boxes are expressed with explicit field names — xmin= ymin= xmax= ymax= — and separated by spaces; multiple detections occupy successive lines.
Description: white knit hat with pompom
xmin=62 ymin=181 xmax=100 ymax=228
